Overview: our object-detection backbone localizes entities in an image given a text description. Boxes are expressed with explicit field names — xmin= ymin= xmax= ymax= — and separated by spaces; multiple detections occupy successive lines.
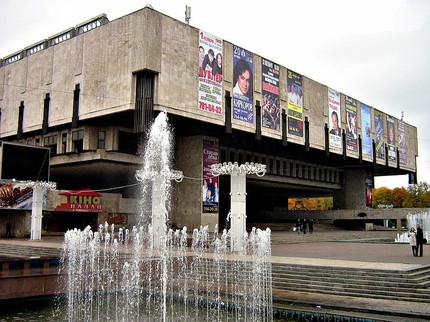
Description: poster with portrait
xmin=361 ymin=103 xmax=372 ymax=157
xmin=202 ymin=140 xmax=219 ymax=214
xmin=198 ymin=30 xmax=223 ymax=115
xmin=374 ymin=110 xmax=385 ymax=160
xmin=328 ymin=88 xmax=341 ymax=149
xmin=287 ymin=69 xmax=304 ymax=137
xmin=261 ymin=58 xmax=280 ymax=130
xmin=386 ymin=115 xmax=397 ymax=163
xmin=365 ymin=174 xmax=373 ymax=207
xmin=345 ymin=96 xmax=358 ymax=152
xmin=398 ymin=120 xmax=407 ymax=165
xmin=233 ymin=45 xmax=254 ymax=124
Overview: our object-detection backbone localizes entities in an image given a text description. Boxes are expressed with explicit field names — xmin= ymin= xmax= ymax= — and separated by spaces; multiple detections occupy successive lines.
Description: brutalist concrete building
xmin=0 ymin=6 xmax=418 ymax=236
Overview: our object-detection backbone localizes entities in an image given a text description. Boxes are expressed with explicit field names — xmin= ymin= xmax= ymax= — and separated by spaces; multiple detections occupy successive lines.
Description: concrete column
xmin=396 ymin=218 xmax=402 ymax=232
xmin=30 ymin=185 xmax=44 ymax=240
xmin=152 ymin=175 xmax=167 ymax=249
xmin=230 ymin=168 xmax=247 ymax=253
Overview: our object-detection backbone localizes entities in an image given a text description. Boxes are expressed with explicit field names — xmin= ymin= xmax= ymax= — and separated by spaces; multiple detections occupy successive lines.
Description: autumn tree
xmin=372 ymin=187 xmax=393 ymax=208
xmin=392 ymin=187 xmax=408 ymax=208
xmin=402 ymin=181 xmax=430 ymax=208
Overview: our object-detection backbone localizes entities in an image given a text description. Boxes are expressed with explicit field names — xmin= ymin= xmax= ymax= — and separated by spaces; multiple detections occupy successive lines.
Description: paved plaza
xmin=1 ymin=225 xmax=429 ymax=321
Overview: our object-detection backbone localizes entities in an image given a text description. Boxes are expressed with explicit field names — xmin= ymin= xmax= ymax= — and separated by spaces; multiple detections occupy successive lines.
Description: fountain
xmin=394 ymin=211 xmax=430 ymax=243
xmin=60 ymin=112 xmax=273 ymax=321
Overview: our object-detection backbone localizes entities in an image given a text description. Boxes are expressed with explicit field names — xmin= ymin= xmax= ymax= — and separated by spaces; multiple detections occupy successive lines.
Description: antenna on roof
xmin=401 ymin=111 xmax=404 ymax=120
xmin=185 ymin=6 xmax=191 ymax=24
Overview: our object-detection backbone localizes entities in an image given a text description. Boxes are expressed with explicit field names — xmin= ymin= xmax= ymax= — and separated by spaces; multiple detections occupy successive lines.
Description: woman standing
xmin=408 ymin=227 xmax=417 ymax=256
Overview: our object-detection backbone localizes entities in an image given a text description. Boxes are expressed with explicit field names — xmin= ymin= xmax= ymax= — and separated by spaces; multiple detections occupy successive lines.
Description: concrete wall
xmin=172 ymin=135 xmax=219 ymax=230
xmin=0 ymin=7 xmax=418 ymax=175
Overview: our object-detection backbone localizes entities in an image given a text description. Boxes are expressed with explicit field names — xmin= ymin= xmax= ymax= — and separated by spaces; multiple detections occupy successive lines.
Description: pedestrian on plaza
xmin=296 ymin=219 xmax=301 ymax=234
xmin=6 ymin=222 xmax=11 ymax=238
xmin=309 ymin=219 xmax=314 ymax=234
xmin=408 ymin=227 xmax=417 ymax=256
xmin=416 ymin=224 xmax=424 ymax=257
xmin=303 ymin=218 xmax=308 ymax=234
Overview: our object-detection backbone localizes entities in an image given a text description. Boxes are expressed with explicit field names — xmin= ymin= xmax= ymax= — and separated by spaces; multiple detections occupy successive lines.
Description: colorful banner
xmin=0 ymin=182 xmax=33 ymax=210
xmin=374 ymin=110 xmax=385 ymax=160
xmin=345 ymin=96 xmax=358 ymax=152
xmin=261 ymin=58 xmax=280 ymax=130
xmin=387 ymin=115 xmax=397 ymax=163
xmin=233 ymin=45 xmax=254 ymax=123
xmin=287 ymin=70 xmax=304 ymax=137
xmin=55 ymin=189 xmax=104 ymax=212
xmin=288 ymin=197 xmax=333 ymax=210
xmin=202 ymin=140 xmax=219 ymax=213
xmin=365 ymin=174 xmax=373 ymax=207
xmin=361 ymin=103 xmax=372 ymax=157
xmin=328 ymin=88 xmax=341 ymax=148
xmin=398 ymin=120 xmax=407 ymax=165
xmin=198 ymin=30 xmax=223 ymax=115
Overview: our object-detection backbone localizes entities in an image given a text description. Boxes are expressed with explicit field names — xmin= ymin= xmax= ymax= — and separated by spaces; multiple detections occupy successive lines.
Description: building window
xmin=17 ymin=101 xmax=24 ymax=140
xmin=134 ymin=71 xmax=155 ymax=133
xmin=62 ymin=133 xmax=67 ymax=153
xmin=72 ymin=129 xmax=84 ymax=153
xmin=98 ymin=131 xmax=106 ymax=149
xmin=42 ymin=93 xmax=50 ymax=134
xmin=44 ymin=135 xmax=58 ymax=155
xmin=72 ymin=84 xmax=80 ymax=128
xmin=118 ymin=131 xmax=137 ymax=154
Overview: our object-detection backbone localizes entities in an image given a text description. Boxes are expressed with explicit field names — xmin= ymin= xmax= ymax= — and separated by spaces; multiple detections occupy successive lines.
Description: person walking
xmin=416 ymin=224 xmax=424 ymax=257
xmin=296 ymin=219 xmax=301 ymax=234
xmin=408 ymin=227 xmax=417 ymax=256
xmin=309 ymin=219 xmax=314 ymax=234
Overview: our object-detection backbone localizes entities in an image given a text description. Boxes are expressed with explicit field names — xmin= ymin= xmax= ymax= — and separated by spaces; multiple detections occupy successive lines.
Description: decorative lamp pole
xmin=136 ymin=169 xmax=183 ymax=249
xmin=25 ymin=180 xmax=57 ymax=240
xmin=211 ymin=162 xmax=266 ymax=252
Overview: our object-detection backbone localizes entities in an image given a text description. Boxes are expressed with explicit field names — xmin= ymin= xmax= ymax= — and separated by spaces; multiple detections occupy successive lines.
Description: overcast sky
xmin=1 ymin=0 xmax=429 ymax=189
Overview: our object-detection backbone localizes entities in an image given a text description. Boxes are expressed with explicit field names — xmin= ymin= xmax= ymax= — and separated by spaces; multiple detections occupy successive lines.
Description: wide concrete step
xmin=272 ymin=282 xmax=430 ymax=303
xmin=269 ymin=263 xmax=430 ymax=303
xmin=271 ymin=269 xmax=430 ymax=288
xmin=0 ymin=244 xmax=61 ymax=259
xmin=195 ymin=261 xmax=430 ymax=304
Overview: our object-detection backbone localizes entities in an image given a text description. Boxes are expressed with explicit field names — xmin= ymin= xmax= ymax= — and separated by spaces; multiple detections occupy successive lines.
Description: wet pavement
xmin=0 ymin=227 xmax=429 ymax=321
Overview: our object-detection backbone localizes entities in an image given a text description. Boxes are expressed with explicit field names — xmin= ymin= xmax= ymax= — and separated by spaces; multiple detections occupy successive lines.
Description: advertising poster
xmin=345 ymin=96 xmax=358 ymax=152
xmin=387 ymin=115 xmax=397 ymax=163
xmin=0 ymin=181 xmax=33 ymax=210
xmin=198 ymin=30 xmax=223 ymax=115
xmin=328 ymin=88 xmax=341 ymax=148
xmin=398 ymin=120 xmax=407 ymax=165
xmin=202 ymin=140 xmax=219 ymax=214
xmin=361 ymin=103 xmax=373 ymax=157
xmin=287 ymin=69 xmax=304 ymax=137
xmin=261 ymin=58 xmax=280 ymax=130
xmin=233 ymin=45 xmax=254 ymax=123
xmin=55 ymin=189 xmax=104 ymax=212
xmin=374 ymin=110 xmax=385 ymax=160
xmin=365 ymin=175 xmax=373 ymax=207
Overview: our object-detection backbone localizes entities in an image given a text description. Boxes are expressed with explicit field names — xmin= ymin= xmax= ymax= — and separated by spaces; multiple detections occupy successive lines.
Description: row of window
xmin=220 ymin=148 xmax=342 ymax=184
xmin=22 ymin=129 xmax=105 ymax=155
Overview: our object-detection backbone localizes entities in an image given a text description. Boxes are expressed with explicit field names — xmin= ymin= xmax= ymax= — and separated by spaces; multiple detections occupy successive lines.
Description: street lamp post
xmin=211 ymin=162 xmax=266 ymax=252
xmin=136 ymin=169 xmax=183 ymax=249
xmin=25 ymin=181 xmax=57 ymax=240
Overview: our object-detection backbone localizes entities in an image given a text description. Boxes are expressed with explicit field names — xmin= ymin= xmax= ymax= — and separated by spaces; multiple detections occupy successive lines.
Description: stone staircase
xmin=0 ymin=242 xmax=61 ymax=260
xmin=271 ymin=262 xmax=430 ymax=304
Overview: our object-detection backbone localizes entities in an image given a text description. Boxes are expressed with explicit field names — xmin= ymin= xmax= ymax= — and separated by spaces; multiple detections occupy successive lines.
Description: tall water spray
xmin=394 ymin=211 xmax=430 ymax=243
xmin=60 ymin=112 xmax=273 ymax=321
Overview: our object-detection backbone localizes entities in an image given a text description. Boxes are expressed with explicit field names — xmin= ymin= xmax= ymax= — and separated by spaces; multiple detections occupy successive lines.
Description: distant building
xmin=0 ymin=6 xmax=418 ymax=236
